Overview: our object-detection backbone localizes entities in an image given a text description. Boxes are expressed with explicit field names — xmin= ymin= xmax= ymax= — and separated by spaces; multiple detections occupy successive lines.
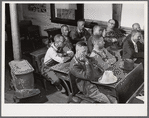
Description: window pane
xmin=55 ymin=4 xmax=76 ymax=20
xmin=121 ymin=4 xmax=144 ymax=28
xmin=84 ymin=4 xmax=112 ymax=21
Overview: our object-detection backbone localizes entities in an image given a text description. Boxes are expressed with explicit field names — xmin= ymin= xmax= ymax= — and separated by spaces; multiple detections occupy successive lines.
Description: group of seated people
xmin=41 ymin=19 xmax=144 ymax=103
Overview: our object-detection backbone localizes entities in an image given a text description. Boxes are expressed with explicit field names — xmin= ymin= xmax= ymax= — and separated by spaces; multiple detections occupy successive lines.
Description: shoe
xmin=72 ymin=96 xmax=81 ymax=103
xmin=60 ymin=86 xmax=66 ymax=94
xmin=56 ymin=85 xmax=66 ymax=94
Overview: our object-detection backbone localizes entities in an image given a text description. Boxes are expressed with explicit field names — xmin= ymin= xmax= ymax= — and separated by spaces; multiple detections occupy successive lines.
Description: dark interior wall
xmin=20 ymin=4 xmax=76 ymax=36
xmin=5 ymin=4 xmax=10 ymax=24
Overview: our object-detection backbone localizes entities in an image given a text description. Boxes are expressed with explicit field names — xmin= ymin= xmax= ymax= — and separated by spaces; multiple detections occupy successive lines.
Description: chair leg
xmin=61 ymin=79 xmax=71 ymax=96
xmin=43 ymin=79 xmax=47 ymax=91
xmin=67 ymin=93 xmax=73 ymax=103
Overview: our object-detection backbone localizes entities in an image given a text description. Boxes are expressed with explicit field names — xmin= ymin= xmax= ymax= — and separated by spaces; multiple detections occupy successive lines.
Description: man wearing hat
xmin=70 ymin=41 xmax=118 ymax=103
xmin=122 ymin=30 xmax=144 ymax=65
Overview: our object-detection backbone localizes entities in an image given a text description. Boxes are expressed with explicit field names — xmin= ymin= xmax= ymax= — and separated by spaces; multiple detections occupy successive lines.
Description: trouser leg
xmin=86 ymin=83 xmax=117 ymax=103
xmin=88 ymin=88 xmax=111 ymax=103
xmin=46 ymin=71 xmax=60 ymax=84
xmin=46 ymin=71 xmax=62 ymax=90
xmin=46 ymin=71 xmax=65 ymax=92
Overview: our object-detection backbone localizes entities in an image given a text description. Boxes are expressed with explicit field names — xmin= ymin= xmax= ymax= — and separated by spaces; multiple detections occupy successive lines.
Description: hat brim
xmin=98 ymin=75 xmax=118 ymax=85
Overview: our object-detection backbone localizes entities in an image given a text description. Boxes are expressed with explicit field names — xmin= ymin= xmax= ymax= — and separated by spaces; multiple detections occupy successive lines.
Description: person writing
xmin=41 ymin=34 xmax=74 ymax=93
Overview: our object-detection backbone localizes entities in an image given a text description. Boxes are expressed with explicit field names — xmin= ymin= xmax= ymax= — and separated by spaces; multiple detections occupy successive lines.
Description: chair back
xmin=38 ymin=54 xmax=46 ymax=73
xmin=116 ymin=63 xmax=144 ymax=103
xmin=68 ymin=72 xmax=80 ymax=96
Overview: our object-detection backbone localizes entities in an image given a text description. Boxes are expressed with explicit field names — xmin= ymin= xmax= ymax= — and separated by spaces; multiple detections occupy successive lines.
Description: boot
xmin=55 ymin=84 xmax=66 ymax=94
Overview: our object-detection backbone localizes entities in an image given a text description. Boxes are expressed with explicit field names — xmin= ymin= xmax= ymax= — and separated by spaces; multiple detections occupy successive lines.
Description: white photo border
xmin=1 ymin=1 xmax=148 ymax=117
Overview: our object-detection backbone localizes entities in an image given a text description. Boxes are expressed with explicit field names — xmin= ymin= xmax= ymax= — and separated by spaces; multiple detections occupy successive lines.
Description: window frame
xmin=50 ymin=4 xmax=84 ymax=26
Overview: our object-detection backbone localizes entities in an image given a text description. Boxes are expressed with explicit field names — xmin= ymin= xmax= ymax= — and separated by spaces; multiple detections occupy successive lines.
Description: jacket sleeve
xmin=87 ymin=36 xmax=93 ymax=53
xmin=133 ymin=52 xmax=144 ymax=58
xmin=106 ymin=49 xmax=116 ymax=63
xmin=70 ymin=63 xmax=93 ymax=81
xmin=122 ymin=40 xmax=134 ymax=59
xmin=133 ymin=42 xmax=144 ymax=58
xmin=84 ymin=29 xmax=91 ymax=40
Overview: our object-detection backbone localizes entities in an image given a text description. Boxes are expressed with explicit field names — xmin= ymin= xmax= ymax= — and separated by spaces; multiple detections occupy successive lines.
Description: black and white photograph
xmin=2 ymin=1 xmax=148 ymax=116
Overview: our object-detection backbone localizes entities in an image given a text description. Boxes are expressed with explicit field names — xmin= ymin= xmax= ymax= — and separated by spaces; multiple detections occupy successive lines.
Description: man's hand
xmin=111 ymin=38 xmax=117 ymax=42
xmin=108 ymin=58 xmax=116 ymax=65
xmin=67 ymin=51 xmax=74 ymax=57
xmin=115 ymin=52 xmax=121 ymax=60
xmin=84 ymin=56 xmax=90 ymax=65
xmin=63 ymin=53 xmax=68 ymax=56
xmin=63 ymin=46 xmax=70 ymax=52
xmin=57 ymin=53 xmax=63 ymax=57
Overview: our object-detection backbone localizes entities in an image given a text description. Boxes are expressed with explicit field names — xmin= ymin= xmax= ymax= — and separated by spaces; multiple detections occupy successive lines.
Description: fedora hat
xmin=120 ymin=59 xmax=134 ymax=71
xmin=98 ymin=71 xmax=117 ymax=84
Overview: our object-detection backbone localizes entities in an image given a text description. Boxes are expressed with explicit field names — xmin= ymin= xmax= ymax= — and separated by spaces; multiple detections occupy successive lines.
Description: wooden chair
xmin=40 ymin=57 xmax=48 ymax=90
xmin=32 ymin=53 xmax=48 ymax=90
xmin=67 ymin=72 xmax=100 ymax=103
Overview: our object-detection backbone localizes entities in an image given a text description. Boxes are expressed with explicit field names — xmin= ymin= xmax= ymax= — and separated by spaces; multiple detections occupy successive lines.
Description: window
xmin=121 ymin=4 xmax=144 ymax=28
xmin=84 ymin=4 xmax=112 ymax=22
xmin=50 ymin=4 xmax=84 ymax=26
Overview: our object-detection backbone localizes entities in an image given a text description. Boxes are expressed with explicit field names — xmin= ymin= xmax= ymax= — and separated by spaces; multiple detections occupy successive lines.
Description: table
xmin=50 ymin=61 xmax=144 ymax=103
xmin=30 ymin=47 xmax=48 ymax=73
xmin=92 ymin=62 xmax=144 ymax=103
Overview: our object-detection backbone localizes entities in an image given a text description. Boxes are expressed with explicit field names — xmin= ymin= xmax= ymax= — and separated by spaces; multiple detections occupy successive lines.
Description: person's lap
xmin=85 ymin=83 xmax=117 ymax=103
